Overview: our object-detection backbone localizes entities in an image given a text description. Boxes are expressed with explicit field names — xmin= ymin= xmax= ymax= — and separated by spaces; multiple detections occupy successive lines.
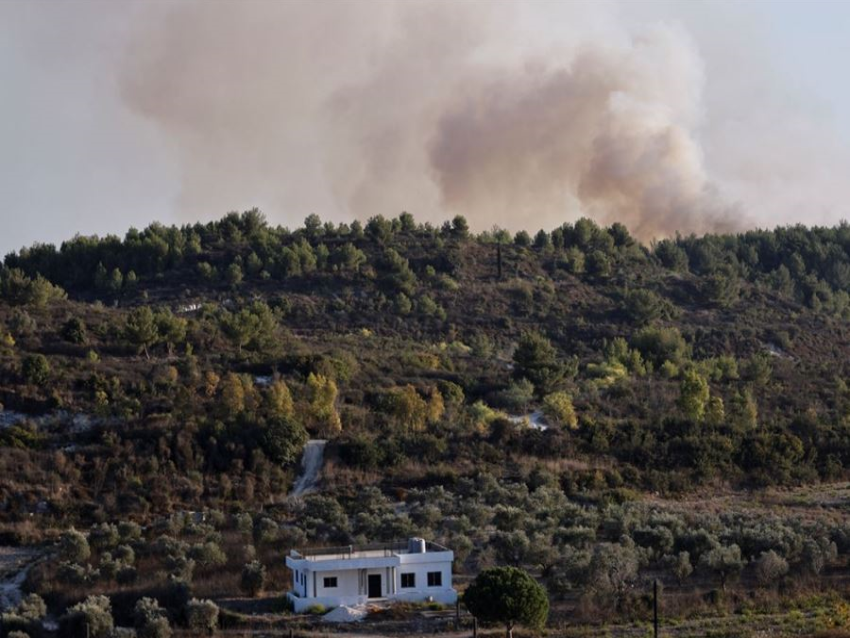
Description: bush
xmin=60 ymin=595 xmax=113 ymax=638
xmin=186 ymin=598 xmax=219 ymax=633
xmin=135 ymin=597 xmax=172 ymax=638
xmin=89 ymin=523 xmax=119 ymax=550
xmin=542 ymin=391 xmax=578 ymax=429
xmin=755 ymin=550 xmax=788 ymax=586
xmin=188 ymin=541 xmax=227 ymax=567
xmin=17 ymin=593 xmax=47 ymax=620
xmin=61 ymin=317 xmax=88 ymax=344
xmin=21 ymin=354 xmax=50 ymax=385
xmin=59 ymin=529 xmax=90 ymax=562
xmin=240 ymin=561 xmax=266 ymax=597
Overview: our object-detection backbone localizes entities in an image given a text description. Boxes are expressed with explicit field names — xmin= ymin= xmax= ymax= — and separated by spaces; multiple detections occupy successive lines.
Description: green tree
xmin=624 ymin=289 xmax=667 ymax=325
xmin=334 ymin=243 xmax=367 ymax=273
xmin=185 ymin=599 xmax=219 ymax=633
xmin=754 ymin=550 xmax=788 ymax=587
xmin=62 ymin=595 xmax=113 ymax=638
xmin=513 ymin=331 xmax=563 ymax=396
xmin=701 ymin=266 xmax=740 ymax=307
xmin=226 ymin=262 xmax=244 ymax=287
xmin=463 ymin=566 xmax=549 ymax=638
xmin=705 ymin=396 xmax=726 ymax=426
xmin=533 ymin=230 xmax=551 ymax=251
xmin=562 ymin=247 xmax=585 ymax=274
xmin=240 ymin=560 xmax=266 ymax=597
xmin=654 ymin=239 xmax=689 ymax=271
xmin=731 ymin=389 xmax=758 ymax=429
xmin=125 ymin=306 xmax=159 ymax=358
xmin=59 ymin=529 xmax=91 ymax=562
xmin=134 ymin=597 xmax=172 ymax=638
xmin=542 ymin=391 xmax=578 ymax=429
xmin=304 ymin=213 xmax=323 ymax=238
xmin=587 ymin=250 xmax=612 ymax=278
xmin=61 ymin=317 xmax=87 ymax=344
xmin=451 ymin=215 xmax=470 ymax=238
xmin=700 ymin=544 xmax=745 ymax=590
xmin=155 ymin=308 xmax=187 ymax=355
xmin=670 ymin=551 xmax=693 ymax=585
xmin=108 ymin=268 xmax=124 ymax=294
xmin=263 ymin=415 xmax=308 ymax=465
xmin=21 ymin=354 xmax=51 ymax=385
xmin=631 ymin=326 xmax=689 ymax=367
xmin=678 ymin=369 xmax=710 ymax=421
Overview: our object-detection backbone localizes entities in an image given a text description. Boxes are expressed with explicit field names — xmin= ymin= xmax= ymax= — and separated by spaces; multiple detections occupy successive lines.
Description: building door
xmin=368 ymin=574 xmax=382 ymax=598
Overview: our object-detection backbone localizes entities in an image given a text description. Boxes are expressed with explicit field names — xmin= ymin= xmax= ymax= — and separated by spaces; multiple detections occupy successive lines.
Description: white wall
xmin=286 ymin=550 xmax=456 ymax=612
xmin=313 ymin=568 xmax=361 ymax=598
xmin=395 ymin=558 xmax=452 ymax=598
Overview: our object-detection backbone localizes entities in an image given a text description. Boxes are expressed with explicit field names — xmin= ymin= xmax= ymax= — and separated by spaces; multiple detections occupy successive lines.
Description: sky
xmin=1 ymin=0 xmax=850 ymax=254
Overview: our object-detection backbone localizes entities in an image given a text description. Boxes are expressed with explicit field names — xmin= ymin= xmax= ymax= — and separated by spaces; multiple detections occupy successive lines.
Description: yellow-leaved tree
xmin=306 ymin=373 xmax=341 ymax=436
xmin=542 ymin=391 xmax=578 ymax=429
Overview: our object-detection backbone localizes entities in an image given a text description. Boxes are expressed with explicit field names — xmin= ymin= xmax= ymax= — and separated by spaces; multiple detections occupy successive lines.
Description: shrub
xmin=134 ymin=597 xmax=172 ymax=638
xmin=755 ymin=550 xmax=788 ymax=586
xmin=542 ymin=391 xmax=578 ymax=429
xmin=61 ymin=595 xmax=113 ymax=638
xmin=188 ymin=541 xmax=227 ymax=567
xmin=700 ymin=544 xmax=745 ymax=590
xmin=59 ymin=529 xmax=90 ymax=562
xmin=21 ymin=354 xmax=50 ymax=385
xmin=61 ymin=317 xmax=88 ymax=344
xmin=241 ymin=561 xmax=266 ymax=597
xmin=17 ymin=593 xmax=46 ymax=620
xmin=118 ymin=520 xmax=143 ymax=542
xmin=185 ymin=598 xmax=219 ymax=633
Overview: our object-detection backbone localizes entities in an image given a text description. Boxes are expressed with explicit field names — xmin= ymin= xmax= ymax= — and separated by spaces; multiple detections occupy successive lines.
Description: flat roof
xmin=289 ymin=540 xmax=450 ymax=562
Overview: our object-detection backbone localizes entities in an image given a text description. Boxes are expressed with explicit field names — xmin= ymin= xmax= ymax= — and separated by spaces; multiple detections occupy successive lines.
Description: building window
xmin=427 ymin=571 xmax=442 ymax=587
xmin=401 ymin=573 xmax=416 ymax=588
xmin=324 ymin=577 xmax=338 ymax=588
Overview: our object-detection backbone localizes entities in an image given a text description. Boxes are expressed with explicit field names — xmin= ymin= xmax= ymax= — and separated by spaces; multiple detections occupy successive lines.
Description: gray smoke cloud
xmin=118 ymin=0 xmax=744 ymax=240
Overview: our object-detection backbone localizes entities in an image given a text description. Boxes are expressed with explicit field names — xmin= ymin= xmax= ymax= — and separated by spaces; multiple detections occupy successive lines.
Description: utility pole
xmin=496 ymin=241 xmax=503 ymax=280
xmin=653 ymin=579 xmax=659 ymax=638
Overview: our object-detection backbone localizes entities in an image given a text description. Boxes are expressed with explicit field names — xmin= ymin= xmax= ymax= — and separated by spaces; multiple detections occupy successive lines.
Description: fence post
xmin=473 ymin=616 xmax=478 ymax=638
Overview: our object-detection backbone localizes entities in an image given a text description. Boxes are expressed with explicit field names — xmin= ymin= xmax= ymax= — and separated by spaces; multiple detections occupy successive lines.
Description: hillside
xmin=3 ymin=211 xmax=850 ymax=635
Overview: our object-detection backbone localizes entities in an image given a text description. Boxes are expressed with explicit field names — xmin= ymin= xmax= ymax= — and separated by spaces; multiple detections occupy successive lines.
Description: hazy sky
xmin=2 ymin=0 xmax=850 ymax=254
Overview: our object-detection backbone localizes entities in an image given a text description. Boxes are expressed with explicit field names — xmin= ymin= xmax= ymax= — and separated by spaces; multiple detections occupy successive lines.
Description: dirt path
xmin=290 ymin=440 xmax=327 ymax=498
xmin=0 ymin=547 xmax=40 ymax=611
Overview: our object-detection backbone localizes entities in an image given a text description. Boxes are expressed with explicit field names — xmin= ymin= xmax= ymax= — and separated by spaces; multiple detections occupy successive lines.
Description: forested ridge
xmin=5 ymin=211 xmax=850 ymax=634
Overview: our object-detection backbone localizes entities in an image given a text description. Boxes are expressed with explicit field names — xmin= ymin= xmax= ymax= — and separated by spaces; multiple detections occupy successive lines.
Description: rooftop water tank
xmin=408 ymin=537 xmax=426 ymax=553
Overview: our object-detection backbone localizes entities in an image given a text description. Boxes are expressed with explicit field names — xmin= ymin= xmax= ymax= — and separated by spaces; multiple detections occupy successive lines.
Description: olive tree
xmin=186 ymin=598 xmax=219 ymax=633
xmin=240 ymin=560 xmax=266 ymax=597
xmin=700 ymin=544 xmax=745 ymax=590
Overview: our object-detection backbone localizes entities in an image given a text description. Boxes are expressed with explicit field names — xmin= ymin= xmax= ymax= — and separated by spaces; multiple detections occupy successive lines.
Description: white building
xmin=285 ymin=538 xmax=457 ymax=612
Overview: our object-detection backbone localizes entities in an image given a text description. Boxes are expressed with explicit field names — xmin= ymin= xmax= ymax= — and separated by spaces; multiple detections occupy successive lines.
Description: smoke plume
xmin=119 ymin=0 xmax=744 ymax=240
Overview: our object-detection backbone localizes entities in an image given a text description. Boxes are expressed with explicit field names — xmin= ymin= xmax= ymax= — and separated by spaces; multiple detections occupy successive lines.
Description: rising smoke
xmin=119 ymin=0 xmax=744 ymax=240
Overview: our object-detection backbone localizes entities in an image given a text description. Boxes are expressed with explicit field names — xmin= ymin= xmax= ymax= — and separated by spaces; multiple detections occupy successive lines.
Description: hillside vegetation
xmin=4 ymin=211 xmax=850 ymax=635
